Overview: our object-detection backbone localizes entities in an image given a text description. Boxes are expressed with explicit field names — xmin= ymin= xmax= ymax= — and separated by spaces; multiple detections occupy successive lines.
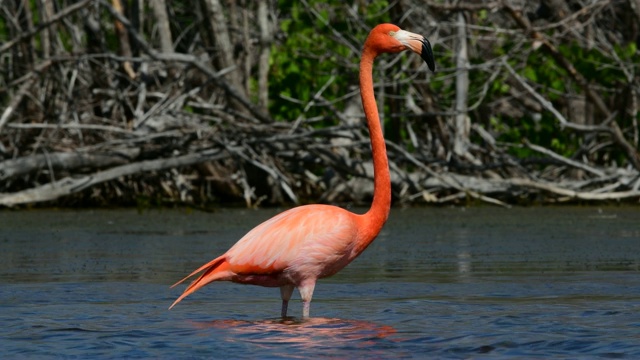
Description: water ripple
xmin=1 ymin=208 xmax=640 ymax=358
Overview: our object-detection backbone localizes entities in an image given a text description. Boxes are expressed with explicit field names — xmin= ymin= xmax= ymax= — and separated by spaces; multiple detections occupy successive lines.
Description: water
xmin=1 ymin=206 xmax=639 ymax=358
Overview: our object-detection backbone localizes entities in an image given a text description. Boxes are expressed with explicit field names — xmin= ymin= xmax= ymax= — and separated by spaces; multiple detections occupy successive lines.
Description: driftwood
xmin=1 ymin=1 xmax=639 ymax=207
xmin=0 ymin=148 xmax=228 ymax=206
xmin=1 ymin=107 xmax=638 ymax=206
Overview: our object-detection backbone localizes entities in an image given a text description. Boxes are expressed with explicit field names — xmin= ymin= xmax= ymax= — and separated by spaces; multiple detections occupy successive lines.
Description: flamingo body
xmin=171 ymin=205 xmax=366 ymax=301
xmin=171 ymin=23 xmax=435 ymax=317
xmin=226 ymin=205 xmax=366 ymax=281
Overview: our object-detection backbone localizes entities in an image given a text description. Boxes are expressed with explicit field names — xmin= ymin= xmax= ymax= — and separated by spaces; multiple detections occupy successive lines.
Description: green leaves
xmin=270 ymin=0 xmax=391 ymax=124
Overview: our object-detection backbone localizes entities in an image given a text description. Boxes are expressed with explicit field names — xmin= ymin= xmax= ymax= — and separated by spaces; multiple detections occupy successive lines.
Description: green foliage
xmin=480 ymin=37 xmax=640 ymax=161
xmin=270 ymin=0 xmax=391 ymax=124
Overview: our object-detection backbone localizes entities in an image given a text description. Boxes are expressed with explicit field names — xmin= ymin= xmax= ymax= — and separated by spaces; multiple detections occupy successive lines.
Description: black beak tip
xmin=421 ymin=39 xmax=435 ymax=72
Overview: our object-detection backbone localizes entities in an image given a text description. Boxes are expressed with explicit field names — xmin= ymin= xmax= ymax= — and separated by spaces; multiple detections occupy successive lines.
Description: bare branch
xmin=0 ymin=0 xmax=91 ymax=55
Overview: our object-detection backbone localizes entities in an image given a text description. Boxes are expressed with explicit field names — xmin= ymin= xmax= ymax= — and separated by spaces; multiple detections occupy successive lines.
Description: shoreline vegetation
xmin=1 ymin=1 xmax=639 ymax=208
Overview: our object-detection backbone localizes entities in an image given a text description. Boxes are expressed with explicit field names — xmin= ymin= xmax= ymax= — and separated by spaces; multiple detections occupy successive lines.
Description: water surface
xmin=1 ymin=207 xmax=639 ymax=358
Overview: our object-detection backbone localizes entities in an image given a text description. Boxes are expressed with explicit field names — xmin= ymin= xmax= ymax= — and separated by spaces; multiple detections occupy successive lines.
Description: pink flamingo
xmin=170 ymin=23 xmax=435 ymax=318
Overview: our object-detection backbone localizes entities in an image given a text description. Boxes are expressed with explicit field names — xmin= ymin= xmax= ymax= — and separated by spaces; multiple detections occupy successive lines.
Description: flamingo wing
xmin=170 ymin=205 xmax=360 ymax=309
xmin=225 ymin=204 xmax=360 ymax=277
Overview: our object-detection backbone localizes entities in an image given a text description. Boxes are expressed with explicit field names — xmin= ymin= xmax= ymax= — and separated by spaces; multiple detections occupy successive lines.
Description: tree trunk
xmin=257 ymin=0 xmax=272 ymax=110
xmin=151 ymin=0 xmax=173 ymax=53
xmin=111 ymin=0 xmax=136 ymax=79
xmin=203 ymin=0 xmax=249 ymax=114
xmin=454 ymin=12 xmax=470 ymax=157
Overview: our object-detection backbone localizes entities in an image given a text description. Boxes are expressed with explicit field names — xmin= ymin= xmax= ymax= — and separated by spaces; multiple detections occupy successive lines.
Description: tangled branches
xmin=1 ymin=0 xmax=639 ymax=207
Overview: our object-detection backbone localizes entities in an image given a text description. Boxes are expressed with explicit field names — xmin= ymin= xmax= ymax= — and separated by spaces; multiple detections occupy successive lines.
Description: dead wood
xmin=0 ymin=1 xmax=638 ymax=207
xmin=0 ymin=148 xmax=228 ymax=207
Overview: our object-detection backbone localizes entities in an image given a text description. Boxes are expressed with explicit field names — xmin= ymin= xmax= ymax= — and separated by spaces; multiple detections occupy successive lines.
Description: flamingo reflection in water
xmin=192 ymin=317 xmax=397 ymax=350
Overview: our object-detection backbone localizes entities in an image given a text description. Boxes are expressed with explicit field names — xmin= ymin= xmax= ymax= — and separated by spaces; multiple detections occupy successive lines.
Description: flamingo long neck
xmin=359 ymin=47 xmax=391 ymax=240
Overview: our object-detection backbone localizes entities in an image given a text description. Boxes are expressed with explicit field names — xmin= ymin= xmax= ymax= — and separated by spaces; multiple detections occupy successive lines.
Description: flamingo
xmin=170 ymin=23 xmax=435 ymax=318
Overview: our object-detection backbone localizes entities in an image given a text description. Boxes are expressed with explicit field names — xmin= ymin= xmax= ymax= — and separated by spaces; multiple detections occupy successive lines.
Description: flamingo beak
xmin=396 ymin=30 xmax=436 ymax=72
xmin=419 ymin=38 xmax=436 ymax=73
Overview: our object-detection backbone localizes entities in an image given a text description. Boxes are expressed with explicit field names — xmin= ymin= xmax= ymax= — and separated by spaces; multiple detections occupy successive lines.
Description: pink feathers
xmin=170 ymin=24 xmax=435 ymax=317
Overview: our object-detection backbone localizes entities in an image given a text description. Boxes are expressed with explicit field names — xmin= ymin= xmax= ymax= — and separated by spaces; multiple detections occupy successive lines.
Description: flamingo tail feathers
xmin=169 ymin=256 xmax=230 ymax=309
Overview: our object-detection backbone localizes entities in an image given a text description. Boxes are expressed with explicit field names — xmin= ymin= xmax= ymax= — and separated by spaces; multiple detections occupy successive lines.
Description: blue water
xmin=1 ymin=207 xmax=639 ymax=358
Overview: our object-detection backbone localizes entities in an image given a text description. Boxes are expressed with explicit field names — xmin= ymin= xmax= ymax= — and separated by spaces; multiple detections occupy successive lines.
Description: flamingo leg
xmin=280 ymin=284 xmax=294 ymax=317
xmin=298 ymin=281 xmax=316 ymax=318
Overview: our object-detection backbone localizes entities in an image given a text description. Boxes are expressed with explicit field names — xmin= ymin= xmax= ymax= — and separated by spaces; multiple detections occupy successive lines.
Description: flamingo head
xmin=365 ymin=23 xmax=435 ymax=72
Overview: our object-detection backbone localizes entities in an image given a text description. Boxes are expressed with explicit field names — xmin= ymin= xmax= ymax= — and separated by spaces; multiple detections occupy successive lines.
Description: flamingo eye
xmin=388 ymin=31 xmax=396 ymax=36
